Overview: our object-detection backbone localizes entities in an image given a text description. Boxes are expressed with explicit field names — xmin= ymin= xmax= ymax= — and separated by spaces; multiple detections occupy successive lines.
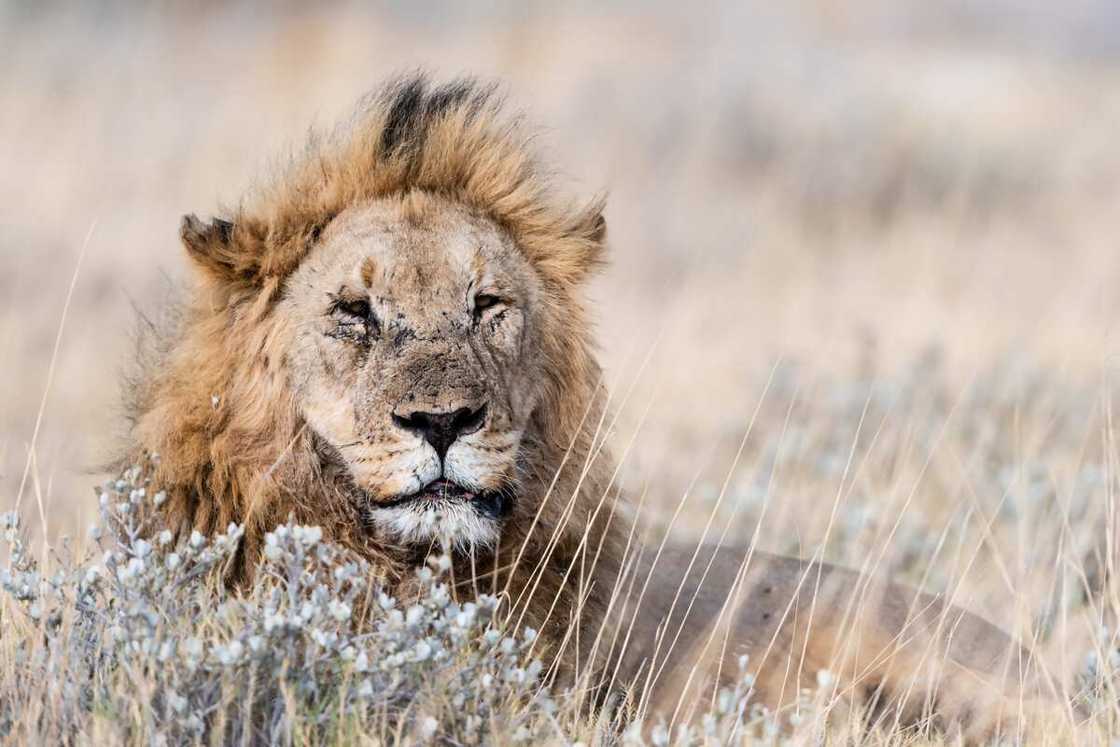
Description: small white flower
xmin=405 ymin=605 xmax=425 ymax=627
xmin=622 ymin=724 xmax=644 ymax=744
xmin=153 ymin=490 xmax=167 ymax=507
xmin=354 ymin=651 xmax=370 ymax=673
xmin=183 ymin=637 xmax=204 ymax=660
xmin=188 ymin=530 xmax=204 ymax=549
xmin=717 ymin=688 xmax=733 ymax=714
xmin=329 ymin=600 xmax=351 ymax=622
xmin=357 ymin=679 xmax=374 ymax=698
xmin=167 ymin=691 xmax=187 ymax=714
xmin=816 ymin=669 xmax=835 ymax=689
xmin=215 ymin=640 xmax=243 ymax=666
xmin=429 ymin=583 xmax=450 ymax=606
xmin=295 ymin=525 xmax=322 ymax=546
xmin=157 ymin=529 xmax=173 ymax=546
xmin=419 ymin=716 xmax=438 ymax=740
xmin=166 ymin=553 xmax=181 ymax=570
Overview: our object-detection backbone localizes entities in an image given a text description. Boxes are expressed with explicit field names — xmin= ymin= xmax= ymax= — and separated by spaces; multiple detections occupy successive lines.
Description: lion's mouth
xmin=377 ymin=478 xmax=512 ymax=519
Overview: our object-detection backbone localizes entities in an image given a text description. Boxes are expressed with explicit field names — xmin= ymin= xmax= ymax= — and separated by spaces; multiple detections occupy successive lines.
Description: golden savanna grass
xmin=4 ymin=2 xmax=1120 ymax=744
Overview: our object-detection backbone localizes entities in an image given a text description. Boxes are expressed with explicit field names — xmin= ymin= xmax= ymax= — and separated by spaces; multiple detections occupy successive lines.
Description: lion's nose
xmin=392 ymin=403 xmax=488 ymax=460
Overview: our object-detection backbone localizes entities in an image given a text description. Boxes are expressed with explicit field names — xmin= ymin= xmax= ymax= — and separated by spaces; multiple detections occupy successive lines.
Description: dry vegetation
xmin=5 ymin=1 xmax=1120 ymax=744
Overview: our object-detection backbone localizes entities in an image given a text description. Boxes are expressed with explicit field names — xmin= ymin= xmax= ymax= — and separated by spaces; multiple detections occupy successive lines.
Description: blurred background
xmin=4 ymin=1 xmax=1120 ymax=651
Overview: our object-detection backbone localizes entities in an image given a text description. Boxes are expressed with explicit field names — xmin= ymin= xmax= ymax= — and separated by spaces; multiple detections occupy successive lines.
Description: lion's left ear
xmin=565 ymin=199 xmax=608 ymax=282
xmin=587 ymin=211 xmax=607 ymax=245
xmin=180 ymin=213 xmax=250 ymax=283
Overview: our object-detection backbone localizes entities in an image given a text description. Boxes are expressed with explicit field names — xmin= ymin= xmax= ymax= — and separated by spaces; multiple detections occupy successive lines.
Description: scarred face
xmin=279 ymin=193 xmax=547 ymax=550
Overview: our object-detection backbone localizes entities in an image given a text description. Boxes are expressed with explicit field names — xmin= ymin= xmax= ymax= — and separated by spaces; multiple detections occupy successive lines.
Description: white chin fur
xmin=367 ymin=500 xmax=500 ymax=550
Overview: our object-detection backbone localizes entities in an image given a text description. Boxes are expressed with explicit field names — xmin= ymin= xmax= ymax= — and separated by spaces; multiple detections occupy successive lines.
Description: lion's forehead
xmin=312 ymin=197 xmax=519 ymax=302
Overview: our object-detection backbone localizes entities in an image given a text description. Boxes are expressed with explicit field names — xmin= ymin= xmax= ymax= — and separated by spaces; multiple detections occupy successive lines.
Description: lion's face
xmin=279 ymin=195 xmax=546 ymax=549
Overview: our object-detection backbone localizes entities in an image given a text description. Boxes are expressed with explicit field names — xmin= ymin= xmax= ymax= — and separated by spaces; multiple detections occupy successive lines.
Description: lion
xmin=124 ymin=75 xmax=1055 ymax=742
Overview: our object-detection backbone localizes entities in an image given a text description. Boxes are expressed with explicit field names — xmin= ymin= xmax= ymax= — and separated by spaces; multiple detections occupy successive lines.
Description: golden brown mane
xmin=124 ymin=76 xmax=625 ymax=676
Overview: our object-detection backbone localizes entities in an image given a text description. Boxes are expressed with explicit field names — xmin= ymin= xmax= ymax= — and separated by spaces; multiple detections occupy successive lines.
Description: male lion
xmin=125 ymin=75 xmax=1052 ymax=741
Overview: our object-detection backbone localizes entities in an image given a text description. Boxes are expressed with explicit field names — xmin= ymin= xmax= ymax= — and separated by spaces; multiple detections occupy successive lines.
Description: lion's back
xmin=610 ymin=544 xmax=1050 ymax=735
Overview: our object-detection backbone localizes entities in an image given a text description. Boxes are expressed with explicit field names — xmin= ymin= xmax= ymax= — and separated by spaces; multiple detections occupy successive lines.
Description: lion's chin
xmin=362 ymin=479 xmax=512 ymax=551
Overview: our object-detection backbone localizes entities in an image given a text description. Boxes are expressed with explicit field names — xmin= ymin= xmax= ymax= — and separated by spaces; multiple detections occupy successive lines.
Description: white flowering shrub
xmin=0 ymin=461 xmax=561 ymax=745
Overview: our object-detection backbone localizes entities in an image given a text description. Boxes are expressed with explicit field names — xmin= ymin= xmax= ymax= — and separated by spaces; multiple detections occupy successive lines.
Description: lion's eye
xmin=336 ymin=298 xmax=371 ymax=320
xmin=332 ymin=297 xmax=379 ymax=336
xmin=473 ymin=294 xmax=505 ymax=317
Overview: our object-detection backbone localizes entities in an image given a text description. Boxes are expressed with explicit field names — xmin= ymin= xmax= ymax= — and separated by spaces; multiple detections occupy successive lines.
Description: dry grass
xmin=4 ymin=2 xmax=1120 ymax=743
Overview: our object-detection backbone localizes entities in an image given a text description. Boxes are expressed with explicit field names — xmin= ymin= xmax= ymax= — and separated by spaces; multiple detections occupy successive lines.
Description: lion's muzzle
xmin=390 ymin=403 xmax=488 ymax=460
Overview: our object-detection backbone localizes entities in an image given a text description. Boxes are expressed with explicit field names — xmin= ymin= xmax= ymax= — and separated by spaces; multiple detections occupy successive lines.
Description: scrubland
xmin=4 ymin=2 xmax=1120 ymax=744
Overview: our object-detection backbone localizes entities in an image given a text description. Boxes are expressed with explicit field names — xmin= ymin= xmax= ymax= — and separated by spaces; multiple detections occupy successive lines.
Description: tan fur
xmin=124 ymin=74 xmax=1053 ymax=741
xmin=613 ymin=547 xmax=1056 ymax=742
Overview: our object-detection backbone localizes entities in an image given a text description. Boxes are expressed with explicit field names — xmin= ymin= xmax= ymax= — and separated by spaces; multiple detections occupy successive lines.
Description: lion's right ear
xmin=180 ymin=214 xmax=245 ymax=282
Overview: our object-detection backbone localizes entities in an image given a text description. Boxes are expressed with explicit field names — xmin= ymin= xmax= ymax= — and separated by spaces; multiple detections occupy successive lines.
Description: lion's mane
xmin=123 ymin=75 xmax=627 ymax=681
